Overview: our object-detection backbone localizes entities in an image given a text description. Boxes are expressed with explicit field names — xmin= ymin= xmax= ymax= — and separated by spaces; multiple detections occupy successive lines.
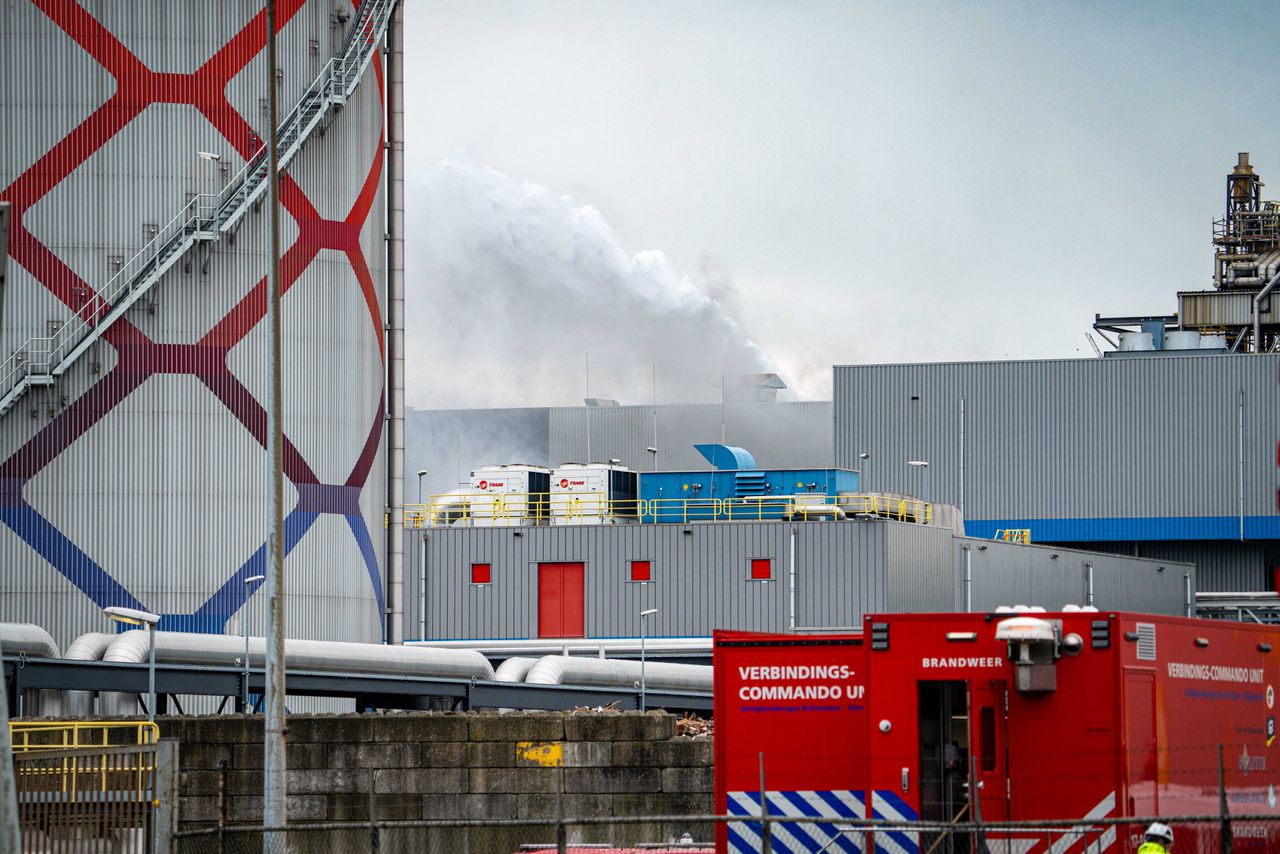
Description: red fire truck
xmin=714 ymin=610 xmax=1280 ymax=853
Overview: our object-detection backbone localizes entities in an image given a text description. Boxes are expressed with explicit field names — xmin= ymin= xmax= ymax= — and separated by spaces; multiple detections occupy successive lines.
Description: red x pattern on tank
xmin=0 ymin=0 xmax=388 ymax=632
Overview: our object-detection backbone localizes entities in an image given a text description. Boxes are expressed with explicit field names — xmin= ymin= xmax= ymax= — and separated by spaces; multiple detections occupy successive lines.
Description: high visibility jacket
xmin=1137 ymin=843 xmax=1169 ymax=854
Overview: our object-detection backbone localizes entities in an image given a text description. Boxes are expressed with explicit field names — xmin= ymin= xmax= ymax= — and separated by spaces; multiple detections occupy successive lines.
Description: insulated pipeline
xmin=100 ymin=631 xmax=495 ymax=715
xmin=523 ymin=655 xmax=712 ymax=693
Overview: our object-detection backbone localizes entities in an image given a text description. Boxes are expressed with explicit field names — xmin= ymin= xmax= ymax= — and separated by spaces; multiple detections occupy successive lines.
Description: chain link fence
xmin=171 ymin=811 xmax=1279 ymax=854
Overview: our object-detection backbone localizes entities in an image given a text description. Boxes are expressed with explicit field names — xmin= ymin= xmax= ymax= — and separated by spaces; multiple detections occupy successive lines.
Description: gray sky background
xmin=402 ymin=1 xmax=1278 ymax=408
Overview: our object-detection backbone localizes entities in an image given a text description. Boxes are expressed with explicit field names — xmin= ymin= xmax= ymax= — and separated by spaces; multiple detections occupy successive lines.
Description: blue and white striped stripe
xmin=727 ymin=790 xmax=866 ymax=853
xmin=868 ymin=790 xmax=920 ymax=854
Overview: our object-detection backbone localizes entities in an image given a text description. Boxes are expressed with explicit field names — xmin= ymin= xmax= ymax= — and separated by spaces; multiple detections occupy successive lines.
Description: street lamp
xmin=242 ymin=575 xmax=266 ymax=712
xmin=907 ymin=460 xmax=929 ymax=503
xmin=645 ymin=447 xmax=658 ymax=472
xmin=415 ymin=469 xmax=428 ymax=529
xmin=639 ymin=608 xmax=658 ymax=711
xmin=858 ymin=452 xmax=870 ymax=491
xmin=103 ymin=606 xmax=161 ymax=723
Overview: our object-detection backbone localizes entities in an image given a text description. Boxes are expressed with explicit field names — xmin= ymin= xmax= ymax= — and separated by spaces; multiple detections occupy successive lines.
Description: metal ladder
xmin=0 ymin=0 xmax=397 ymax=417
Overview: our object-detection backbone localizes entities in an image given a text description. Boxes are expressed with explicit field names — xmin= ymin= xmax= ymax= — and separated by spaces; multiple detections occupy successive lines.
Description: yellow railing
xmin=10 ymin=721 xmax=158 ymax=799
xmin=995 ymin=528 xmax=1031 ymax=544
xmin=411 ymin=492 xmax=934 ymax=528
xmin=10 ymin=721 xmax=159 ymax=751
xmin=833 ymin=494 xmax=932 ymax=524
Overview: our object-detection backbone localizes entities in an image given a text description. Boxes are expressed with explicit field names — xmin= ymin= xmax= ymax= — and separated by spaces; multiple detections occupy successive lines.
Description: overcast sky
xmin=402 ymin=1 xmax=1278 ymax=408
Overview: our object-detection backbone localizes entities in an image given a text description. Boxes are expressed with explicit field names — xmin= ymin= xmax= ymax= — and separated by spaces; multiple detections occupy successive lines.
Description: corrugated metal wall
xmin=0 ymin=2 xmax=387 ymax=649
xmin=407 ymin=519 xmax=1190 ymax=641
xmin=833 ymin=356 xmax=1279 ymax=591
xmin=833 ymin=355 xmax=1278 ymax=519
xmin=416 ymin=521 xmax=837 ymax=640
xmin=884 ymin=523 xmax=957 ymax=613
xmin=1083 ymin=540 xmax=1274 ymax=593
xmin=954 ymin=538 xmax=1191 ymax=616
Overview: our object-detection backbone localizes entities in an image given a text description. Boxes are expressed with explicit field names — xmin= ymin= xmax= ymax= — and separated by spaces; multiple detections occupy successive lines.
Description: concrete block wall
xmin=161 ymin=711 xmax=713 ymax=852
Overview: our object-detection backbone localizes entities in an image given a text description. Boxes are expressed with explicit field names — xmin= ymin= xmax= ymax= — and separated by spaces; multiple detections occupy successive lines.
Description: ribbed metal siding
xmin=794 ymin=521 xmax=889 ymax=629
xmin=409 ymin=519 xmax=1189 ymax=640
xmin=884 ymin=523 xmax=958 ymax=613
xmin=548 ymin=402 xmax=834 ymax=472
xmin=1 ymin=2 xmax=386 ymax=649
xmin=419 ymin=523 xmax=791 ymax=639
xmin=833 ymin=356 xmax=1280 ymax=520
xmin=1178 ymin=291 xmax=1280 ymax=327
xmin=1085 ymin=540 xmax=1270 ymax=593
xmin=957 ymin=538 xmax=1191 ymax=615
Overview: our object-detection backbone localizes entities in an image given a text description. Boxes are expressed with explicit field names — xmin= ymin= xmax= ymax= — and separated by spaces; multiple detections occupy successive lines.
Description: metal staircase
xmin=0 ymin=0 xmax=396 ymax=417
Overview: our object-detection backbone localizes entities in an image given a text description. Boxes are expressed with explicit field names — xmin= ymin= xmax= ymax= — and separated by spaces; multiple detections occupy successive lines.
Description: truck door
xmin=1123 ymin=670 xmax=1157 ymax=820
xmin=917 ymin=681 xmax=967 ymax=853
xmin=969 ymin=679 xmax=1009 ymax=823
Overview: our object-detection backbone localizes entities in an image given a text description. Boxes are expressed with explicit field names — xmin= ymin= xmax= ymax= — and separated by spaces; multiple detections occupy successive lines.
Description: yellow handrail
xmin=10 ymin=721 xmax=159 ymax=750
xmin=412 ymin=491 xmax=934 ymax=527
xmin=833 ymin=494 xmax=932 ymax=524
xmin=10 ymin=721 xmax=159 ymax=798
xmin=994 ymin=528 xmax=1031 ymax=544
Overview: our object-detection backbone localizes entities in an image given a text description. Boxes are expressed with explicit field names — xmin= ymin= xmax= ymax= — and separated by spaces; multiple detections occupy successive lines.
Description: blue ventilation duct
xmin=694 ymin=444 xmax=758 ymax=471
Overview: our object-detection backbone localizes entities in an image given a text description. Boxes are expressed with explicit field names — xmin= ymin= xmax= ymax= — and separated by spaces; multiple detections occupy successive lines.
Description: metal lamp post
xmin=414 ymin=469 xmax=428 ymax=530
xmin=639 ymin=608 xmax=658 ymax=711
xmin=0 ymin=640 xmax=21 ymax=853
xmin=907 ymin=460 xmax=929 ymax=502
xmin=243 ymin=575 xmax=266 ymax=712
xmin=858 ymin=452 xmax=870 ymax=491
xmin=103 ymin=606 xmax=161 ymax=723
xmin=645 ymin=447 xmax=658 ymax=472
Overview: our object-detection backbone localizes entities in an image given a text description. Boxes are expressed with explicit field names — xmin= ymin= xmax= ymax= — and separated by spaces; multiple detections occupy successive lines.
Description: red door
xmin=969 ymin=679 xmax=1009 ymax=822
xmin=538 ymin=562 xmax=585 ymax=638
xmin=1124 ymin=670 xmax=1158 ymax=819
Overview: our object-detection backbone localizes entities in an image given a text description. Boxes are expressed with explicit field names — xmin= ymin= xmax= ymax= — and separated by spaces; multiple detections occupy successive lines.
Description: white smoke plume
xmin=405 ymin=158 xmax=783 ymax=409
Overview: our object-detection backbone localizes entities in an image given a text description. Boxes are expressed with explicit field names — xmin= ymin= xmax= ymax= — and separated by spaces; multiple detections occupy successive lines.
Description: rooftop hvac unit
xmin=550 ymin=463 xmax=638 ymax=526
xmin=464 ymin=465 xmax=551 ymax=527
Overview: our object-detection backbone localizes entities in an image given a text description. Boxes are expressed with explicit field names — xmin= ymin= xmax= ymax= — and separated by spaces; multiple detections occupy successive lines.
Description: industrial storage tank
xmin=0 ymin=1 xmax=397 ymax=648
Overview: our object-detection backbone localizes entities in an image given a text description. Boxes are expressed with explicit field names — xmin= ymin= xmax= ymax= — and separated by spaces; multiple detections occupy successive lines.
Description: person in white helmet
xmin=1139 ymin=822 xmax=1174 ymax=853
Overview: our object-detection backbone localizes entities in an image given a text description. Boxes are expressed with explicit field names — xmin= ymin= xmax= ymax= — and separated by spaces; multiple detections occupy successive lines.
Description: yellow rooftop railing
xmin=407 ymin=492 xmax=934 ymax=528
xmin=994 ymin=528 xmax=1032 ymax=544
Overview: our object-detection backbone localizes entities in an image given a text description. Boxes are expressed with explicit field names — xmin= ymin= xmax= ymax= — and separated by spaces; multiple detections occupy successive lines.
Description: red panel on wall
xmin=750 ymin=558 xmax=772 ymax=580
xmin=471 ymin=563 xmax=491 ymax=585
xmin=630 ymin=560 xmax=652 ymax=582
xmin=538 ymin=563 xmax=585 ymax=638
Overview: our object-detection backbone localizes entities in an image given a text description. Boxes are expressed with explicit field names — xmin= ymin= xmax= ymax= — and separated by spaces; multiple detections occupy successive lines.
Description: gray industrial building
xmin=411 ymin=355 xmax=1276 ymax=583
xmin=834 ymin=354 xmax=1280 ymax=592
xmin=406 ymin=517 xmax=1190 ymax=642
xmin=403 ymin=155 xmax=1280 ymax=642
